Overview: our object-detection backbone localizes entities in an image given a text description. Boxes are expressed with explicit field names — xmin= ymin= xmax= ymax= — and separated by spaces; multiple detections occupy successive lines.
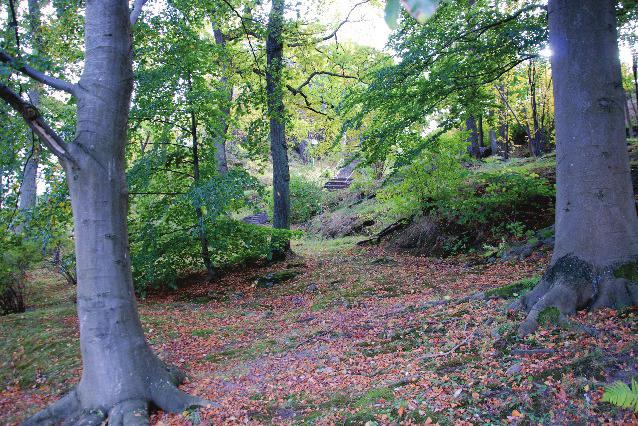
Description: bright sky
xmin=323 ymin=1 xmax=391 ymax=50
xmin=293 ymin=0 xmax=392 ymax=50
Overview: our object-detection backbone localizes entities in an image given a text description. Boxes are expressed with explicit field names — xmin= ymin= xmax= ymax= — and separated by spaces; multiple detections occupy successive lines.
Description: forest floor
xmin=2 ymin=237 xmax=638 ymax=425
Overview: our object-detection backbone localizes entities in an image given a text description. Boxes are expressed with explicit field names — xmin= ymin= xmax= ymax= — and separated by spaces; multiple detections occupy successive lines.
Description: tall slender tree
xmin=1 ymin=0 xmax=211 ymax=422
xmin=266 ymin=0 xmax=291 ymax=259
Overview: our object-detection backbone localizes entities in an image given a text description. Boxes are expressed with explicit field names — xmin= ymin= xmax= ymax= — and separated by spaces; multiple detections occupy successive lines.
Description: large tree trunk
xmin=465 ymin=114 xmax=481 ymax=159
xmin=24 ymin=1 xmax=209 ymax=423
xmin=266 ymin=0 xmax=291 ymax=260
xmin=517 ymin=0 xmax=638 ymax=335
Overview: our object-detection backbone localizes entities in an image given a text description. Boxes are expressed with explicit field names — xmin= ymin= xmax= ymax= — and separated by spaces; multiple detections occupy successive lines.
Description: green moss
xmin=485 ymin=276 xmax=540 ymax=299
xmin=614 ymin=262 xmax=638 ymax=282
xmin=538 ymin=306 xmax=561 ymax=326
xmin=190 ymin=329 xmax=215 ymax=338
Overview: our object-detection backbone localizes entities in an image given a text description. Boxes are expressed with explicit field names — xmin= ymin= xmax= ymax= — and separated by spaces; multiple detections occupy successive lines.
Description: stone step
xmin=242 ymin=212 xmax=269 ymax=225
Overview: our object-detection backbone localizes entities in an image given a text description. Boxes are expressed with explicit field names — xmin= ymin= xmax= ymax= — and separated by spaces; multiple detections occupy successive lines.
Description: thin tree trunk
xmin=22 ymin=1 xmax=209 ymax=423
xmin=14 ymin=0 xmax=42 ymax=234
xmin=528 ymin=60 xmax=544 ymax=156
xmin=518 ymin=0 xmax=638 ymax=335
xmin=633 ymin=52 xmax=638 ymax=120
xmin=489 ymin=129 xmax=498 ymax=156
xmin=190 ymin=108 xmax=216 ymax=280
xmin=625 ymin=91 xmax=634 ymax=138
xmin=266 ymin=0 xmax=290 ymax=260
xmin=213 ymin=26 xmax=231 ymax=175
xmin=477 ymin=114 xmax=484 ymax=150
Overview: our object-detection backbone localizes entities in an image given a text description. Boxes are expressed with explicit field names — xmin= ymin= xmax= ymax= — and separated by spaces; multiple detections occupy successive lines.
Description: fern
xmin=602 ymin=379 xmax=638 ymax=412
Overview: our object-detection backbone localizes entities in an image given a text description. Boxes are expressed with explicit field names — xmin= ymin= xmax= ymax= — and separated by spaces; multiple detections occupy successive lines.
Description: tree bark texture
xmin=22 ymin=1 xmax=211 ymax=423
xmin=266 ymin=0 xmax=291 ymax=259
xmin=517 ymin=0 xmax=638 ymax=335
xmin=466 ymin=115 xmax=481 ymax=159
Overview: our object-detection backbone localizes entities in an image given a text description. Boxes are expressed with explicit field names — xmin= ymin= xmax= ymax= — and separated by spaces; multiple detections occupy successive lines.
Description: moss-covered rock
xmin=485 ymin=276 xmax=540 ymax=298
xmin=255 ymin=269 xmax=302 ymax=289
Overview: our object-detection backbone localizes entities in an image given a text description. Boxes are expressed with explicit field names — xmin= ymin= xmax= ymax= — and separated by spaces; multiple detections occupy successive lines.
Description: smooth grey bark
xmin=13 ymin=0 xmax=211 ymax=423
xmin=489 ymin=129 xmax=498 ymax=156
xmin=213 ymin=26 xmax=231 ymax=175
xmin=266 ymin=0 xmax=291 ymax=260
xmin=465 ymin=115 xmax=481 ymax=159
xmin=13 ymin=0 xmax=42 ymax=234
xmin=517 ymin=0 xmax=638 ymax=335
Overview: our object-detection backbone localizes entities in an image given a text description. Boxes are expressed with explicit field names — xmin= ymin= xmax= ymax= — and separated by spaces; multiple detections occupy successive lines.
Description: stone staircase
xmin=323 ymin=159 xmax=359 ymax=191
xmin=323 ymin=177 xmax=354 ymax=191
xmin=242 ymin=212 xmax=269 ymax=225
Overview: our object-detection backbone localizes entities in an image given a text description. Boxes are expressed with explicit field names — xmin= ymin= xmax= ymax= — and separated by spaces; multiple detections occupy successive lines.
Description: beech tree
xmin=386 ymin=0 xmax=638 ymax=334
xmin=517 ymin=0 xmax=638 ymax=334
xmin=1 ymin=0 xmax=212 ymax=423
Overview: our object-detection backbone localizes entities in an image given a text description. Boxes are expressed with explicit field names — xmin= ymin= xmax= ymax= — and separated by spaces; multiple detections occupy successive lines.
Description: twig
xmin=420 ymin=319 xmax=492 ymax=359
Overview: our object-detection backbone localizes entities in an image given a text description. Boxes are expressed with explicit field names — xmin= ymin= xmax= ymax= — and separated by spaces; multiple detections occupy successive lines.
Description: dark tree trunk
xmin=477 ymin=114 xmax=484 ymax=149
xmin=517 ymin=0 xmax=638 ymax=335
xmin=21 ymin=1 xmax=210 ymax=423
xmin=633 ymin=52 xmax=638 ymax=120
xmin=191 ymin=109 xmax=216 ymax=280
xmin=528 ymin=59 xmax=547 ymax=156
xmin=466 ymin=115 xmax=481 ymax=159
xmin=213 ymin=26 xmax=230 ymax=175
xmin=266 ymin=0 xmax=290 ymax=260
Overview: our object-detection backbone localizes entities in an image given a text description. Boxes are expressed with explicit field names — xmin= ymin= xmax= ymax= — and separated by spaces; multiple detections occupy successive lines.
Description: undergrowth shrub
xmin=289 ymin=175 xmax=323 ymax=224
xmin=129 ymin=168 xmax=295 ymax=295
xmin=381 ymin=131 xmax=555 ymax=255
xmin=0 ymin=233 xmax=40 ymax=315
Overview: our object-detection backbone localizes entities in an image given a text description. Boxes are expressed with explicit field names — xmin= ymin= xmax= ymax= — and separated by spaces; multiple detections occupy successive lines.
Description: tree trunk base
xmin=23 ymin=360 xmax=217 ymax=425
xmin=515 ymin=255 xmax=638 ymax=336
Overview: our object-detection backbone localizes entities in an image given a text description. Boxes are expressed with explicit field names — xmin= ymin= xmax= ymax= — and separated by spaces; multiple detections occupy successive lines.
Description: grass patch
xmin=0 ymin=305 xmax=79 ymax=391
xmin=191 ymin=329 xmax=215 ymax=338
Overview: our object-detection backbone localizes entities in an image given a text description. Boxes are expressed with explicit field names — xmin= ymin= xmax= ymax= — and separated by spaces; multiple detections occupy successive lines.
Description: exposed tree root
xmin=516 ymin=255 xmax=638 ymax=336
xmin=23 ymin=361 xmax=218 ymax=426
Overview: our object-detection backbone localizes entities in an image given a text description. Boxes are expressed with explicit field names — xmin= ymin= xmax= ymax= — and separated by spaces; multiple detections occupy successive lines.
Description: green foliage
xmin=602 ymin=379 xmax=638 ymax=412
xmin=0 ymin=232 xmax=40 ymax=315
xmin=129 ymin=169 xmax=288 ymax=294
xmin=379 ymin=130 xmax=469 ymax=216
xmin=442 ymin=168 xmax=554 ymax=228
xmin=289 ymin=175 xmax=324 ymax=224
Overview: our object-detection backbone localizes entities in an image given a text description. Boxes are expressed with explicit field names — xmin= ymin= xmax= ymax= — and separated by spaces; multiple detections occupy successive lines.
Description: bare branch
xmin=294 ymin=70 xmax=357 ymax=93
xmin=288 ymin=0 xmax=370 ymax=47
xmin=130 ymin=0 xmax=150 ymax=25
xmin=0 ymin=84 xmax=76 ymax=164
xmin=0 ymin=51 xmax=76 ymax=95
